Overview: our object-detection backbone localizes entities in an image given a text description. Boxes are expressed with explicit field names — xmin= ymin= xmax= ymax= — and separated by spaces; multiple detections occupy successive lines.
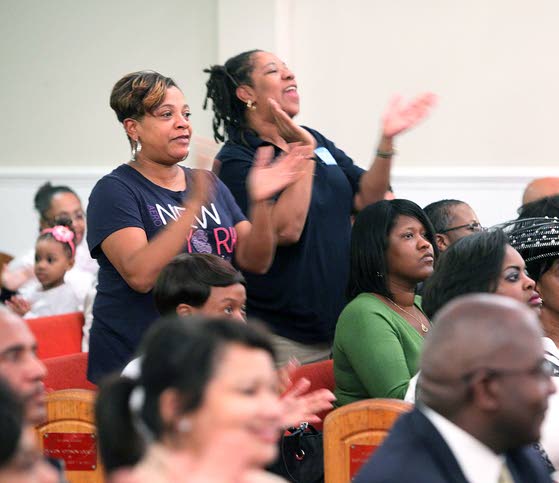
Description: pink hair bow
xmin=40 ymin=225 xmax=75 ymax=256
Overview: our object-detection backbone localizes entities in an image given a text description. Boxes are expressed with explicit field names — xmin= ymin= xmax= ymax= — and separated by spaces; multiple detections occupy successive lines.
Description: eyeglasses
xmin=462 ymin=358 xmax=556 ymax=383
xmin=439 ymin=222 xmax=485 ymax=234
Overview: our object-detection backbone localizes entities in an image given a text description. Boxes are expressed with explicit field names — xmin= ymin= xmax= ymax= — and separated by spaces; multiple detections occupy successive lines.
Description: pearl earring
xmin=177 ymin=417 xmax=192 ymax=433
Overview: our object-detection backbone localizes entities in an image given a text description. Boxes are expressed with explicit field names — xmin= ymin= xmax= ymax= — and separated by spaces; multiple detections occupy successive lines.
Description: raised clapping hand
xmin=382 ymin=92 xmax=437 ymax=139
xmin=279 ymin=376 xmax=336 ymax=428
xmin=278 ymin=359 xmax=336 ymax=428
xmin=185 ymin=169 xmax=215 ymax=210
xmin=182 ymin=142 xmax=217 ymax=212
xmin=247 ymin=144 xmax=313 ymax=203
xmin=268 ymin=98 xmax=316 ymax=148
xmin=1 ymin=264 xmax=34 ymax=291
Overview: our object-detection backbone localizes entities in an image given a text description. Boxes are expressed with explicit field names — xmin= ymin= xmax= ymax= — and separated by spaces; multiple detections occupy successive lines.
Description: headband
xmin=40 ymin=225 xmax=75 ymax=257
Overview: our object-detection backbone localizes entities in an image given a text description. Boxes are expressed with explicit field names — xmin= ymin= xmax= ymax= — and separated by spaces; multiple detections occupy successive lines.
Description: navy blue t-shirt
xmin=86 ymin=164 xmax=245 ymax=382
xmin=217 ymin=127 xmax=364 ymax=343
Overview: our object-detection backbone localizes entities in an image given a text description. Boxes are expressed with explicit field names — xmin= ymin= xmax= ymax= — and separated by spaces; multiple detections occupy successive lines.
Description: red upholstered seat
xmin=290 ymin=359 xmax=335 ymax=431
xmin=25 ymin=312 xmax=84 ymax=359
xmin=44 ymin=352 xmax=96 ymax=391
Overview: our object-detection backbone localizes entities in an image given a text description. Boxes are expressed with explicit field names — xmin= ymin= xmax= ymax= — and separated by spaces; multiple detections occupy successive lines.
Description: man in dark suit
xmin=355 ymin=294 xmax=556 ymax=483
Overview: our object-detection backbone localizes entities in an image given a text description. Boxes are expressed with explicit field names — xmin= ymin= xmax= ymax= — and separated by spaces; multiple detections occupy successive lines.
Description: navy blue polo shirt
xmin=217 ymin=127 xmax=364 ymax=343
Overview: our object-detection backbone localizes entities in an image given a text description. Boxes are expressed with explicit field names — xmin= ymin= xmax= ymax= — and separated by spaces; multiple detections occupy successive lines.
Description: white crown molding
xmin=391 ymin=165 xmax=559 ymax=182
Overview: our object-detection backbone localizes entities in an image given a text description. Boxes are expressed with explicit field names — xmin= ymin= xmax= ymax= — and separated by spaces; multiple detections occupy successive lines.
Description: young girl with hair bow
xmin=6 ymin=218 xmax=81 ymax=319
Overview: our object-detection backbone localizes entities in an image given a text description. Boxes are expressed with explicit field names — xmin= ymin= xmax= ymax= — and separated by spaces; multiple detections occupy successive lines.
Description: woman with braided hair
xmin=204 ymin=49 xmax=435 ymax=364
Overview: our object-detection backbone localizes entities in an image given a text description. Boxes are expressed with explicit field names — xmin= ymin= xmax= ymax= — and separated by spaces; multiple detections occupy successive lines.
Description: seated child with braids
xmin=6 ymin=218 xmax=81 ymax=318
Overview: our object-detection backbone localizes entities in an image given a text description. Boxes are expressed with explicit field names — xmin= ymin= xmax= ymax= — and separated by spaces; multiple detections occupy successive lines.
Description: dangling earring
xmin=131 ymin=139 xmax=142 ymax=161
xmin=246 ymin=99 xmax=256 ymax=111
xmin=176 ymin=417 xmax=192 ymax=433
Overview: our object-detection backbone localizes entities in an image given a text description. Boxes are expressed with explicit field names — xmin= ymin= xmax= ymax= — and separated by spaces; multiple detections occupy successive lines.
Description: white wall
xmin=0 ymin=0 xmax=218 ymax=253
xmin=0 ymin=0 xmax=218 ymax=167
xmin=289 ymin=0 xmax=559 ymax=167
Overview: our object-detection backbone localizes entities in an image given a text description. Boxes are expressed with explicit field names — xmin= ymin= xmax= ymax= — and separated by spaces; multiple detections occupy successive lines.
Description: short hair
xmin=422 ymin=229 xmax=508 ymax=319
xmin=418 ymin=293 xmax=541 ymax=418
xmin=33 ymin=182 xmax=79 ymax=224
xmin=423 ymin=199 xmax=466 ymax=233
xmin=0 ymin=377 xmax=23 ymax=467
xmin=153 ymin=254 xmax=246 ymax=315
xmin=203 ymin=49 xmax=262 ymax=143
xmin=110 ymin=70 xmax=179 ymax=124
xmin=347 ymin=199 xmax=437 ymax=300
xmin=95 ymin=316 xmax=274 ymax=471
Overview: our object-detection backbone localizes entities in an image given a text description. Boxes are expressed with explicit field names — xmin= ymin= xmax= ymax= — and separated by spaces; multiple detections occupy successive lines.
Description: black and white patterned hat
xmin=496 ymin=217 xmax=559 ymax=264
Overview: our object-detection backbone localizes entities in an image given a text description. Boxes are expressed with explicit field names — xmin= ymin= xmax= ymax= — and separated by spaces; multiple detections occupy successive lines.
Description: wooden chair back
xmin=323 ymin=398 xmax=412 ymax=483
xmin=35 ymin=389 xmax=104 ymax=483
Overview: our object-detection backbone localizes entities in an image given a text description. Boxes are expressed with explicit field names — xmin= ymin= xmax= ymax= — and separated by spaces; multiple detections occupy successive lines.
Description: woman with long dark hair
xmin=333 ymin=199 xmax=437 ymax=405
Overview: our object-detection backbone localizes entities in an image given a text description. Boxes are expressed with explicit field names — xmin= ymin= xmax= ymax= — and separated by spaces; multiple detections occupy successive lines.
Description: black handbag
xmin=267 ymin=422 xmax=324 ymax=483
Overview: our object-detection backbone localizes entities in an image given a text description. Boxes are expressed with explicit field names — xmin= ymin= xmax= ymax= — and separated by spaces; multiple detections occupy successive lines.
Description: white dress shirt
xmin=422 ymin=405 xmax=507 ymax=483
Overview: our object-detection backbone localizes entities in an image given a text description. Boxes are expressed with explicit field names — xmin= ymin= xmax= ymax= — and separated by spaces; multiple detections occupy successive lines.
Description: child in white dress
xmin=6 ymin=221 xmax=80 ymax=319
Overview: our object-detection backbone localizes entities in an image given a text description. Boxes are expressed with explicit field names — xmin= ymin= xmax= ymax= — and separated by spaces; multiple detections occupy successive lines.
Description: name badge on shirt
xmin=314 ymin=147 xmax=338 ymax=166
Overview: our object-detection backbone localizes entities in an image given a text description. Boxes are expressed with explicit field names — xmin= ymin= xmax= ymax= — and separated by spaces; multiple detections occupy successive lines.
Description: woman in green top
xmin=333 ymin=199 xmax=437 ymax=405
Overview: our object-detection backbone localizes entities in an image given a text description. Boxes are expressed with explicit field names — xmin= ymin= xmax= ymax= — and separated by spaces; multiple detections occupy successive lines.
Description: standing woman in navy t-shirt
xmin=204 ymin=50 xmax=435 ymax=365
xmin=86 ymin=70 xmax=311 ymax=382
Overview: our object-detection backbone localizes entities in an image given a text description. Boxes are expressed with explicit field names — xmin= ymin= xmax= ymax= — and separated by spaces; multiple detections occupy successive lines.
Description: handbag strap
xmin=281 ymin=422 xmax=319 ymax=482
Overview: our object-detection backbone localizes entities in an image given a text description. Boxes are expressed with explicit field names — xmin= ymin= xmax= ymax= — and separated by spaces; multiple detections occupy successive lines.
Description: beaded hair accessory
xmin=40 ymin=225 xmax=75 ymax=257
xmin=496 ymin=217 xmax=559 ymax=263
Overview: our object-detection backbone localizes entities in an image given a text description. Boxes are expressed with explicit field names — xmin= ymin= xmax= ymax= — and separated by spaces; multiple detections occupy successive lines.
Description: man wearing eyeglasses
xmin=424 ymin=199 xmax=483 ymax=252
xmin=355 ymin=294 xmax=556 ymax=483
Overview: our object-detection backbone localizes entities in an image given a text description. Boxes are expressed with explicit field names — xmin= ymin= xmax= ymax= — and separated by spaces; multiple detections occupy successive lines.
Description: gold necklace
xmin=387 ymin=298 xmax=429 ymax=333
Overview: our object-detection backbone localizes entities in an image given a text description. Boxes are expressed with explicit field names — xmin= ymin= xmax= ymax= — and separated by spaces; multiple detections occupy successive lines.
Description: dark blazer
xmin=354 ymin=407 xmax=552 ymax=483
